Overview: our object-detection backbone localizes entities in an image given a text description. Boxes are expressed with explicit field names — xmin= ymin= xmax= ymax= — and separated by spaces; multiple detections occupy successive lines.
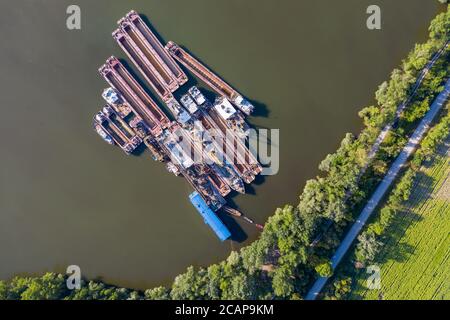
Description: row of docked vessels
xmin=93 ymin=104 xmax=142 ymax=154
xmin=92 ymin=10 xmax=264 ymax=240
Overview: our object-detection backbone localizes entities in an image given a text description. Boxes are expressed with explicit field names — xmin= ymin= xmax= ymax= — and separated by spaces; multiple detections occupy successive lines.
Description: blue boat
xmin=189 ymin=192 xmax=231 ymax=241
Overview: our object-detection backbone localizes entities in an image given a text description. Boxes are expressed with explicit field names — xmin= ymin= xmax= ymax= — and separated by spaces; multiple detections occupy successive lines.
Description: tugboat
xmin=95 ymin=111 xmax=107 ymax=124
xmin=233 ymin=95 xmax=254 ymax=115
xmin=222 ymin=206 xmax=242 ymax=217
xmin=166 ymin=161 xmax=181 ymax=176
xmin=102 ymin=87 xmax=122 ymax=105
xmin=129 ymin=116 xmax=150 ymax=138
xmin=93 ymin=123 xmax=114 ymax=145
xmin=143 ymin=136 xmax=166 ymax=162
xmin=214 ymin=97 xmax=251 ymax=138
xmin=180 ymin=94 xmax=198 ymax=114
xmin=210 ymin=162 xmax=245 ymax=194
xmin=230 ymin=176 xmax=245 ymax=194
xmin=222 ymin=206 xmax=264 ymax=231
xmin=166 ymin=98 xmax=192 ymax=125
xmin=123 ymin=143 xmax=134 ymax=154
xmin=188 ymin=86 xmax=206 ymax=105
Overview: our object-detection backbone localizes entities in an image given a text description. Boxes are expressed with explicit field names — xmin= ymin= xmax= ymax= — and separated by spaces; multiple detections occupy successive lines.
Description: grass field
xmin=351 ymin=139 xmax=450 ymax=300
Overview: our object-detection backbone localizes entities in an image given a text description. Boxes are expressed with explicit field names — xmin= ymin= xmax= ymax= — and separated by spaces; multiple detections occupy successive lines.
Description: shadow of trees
xmin=375 ymin=170 xmax=435 ymax=264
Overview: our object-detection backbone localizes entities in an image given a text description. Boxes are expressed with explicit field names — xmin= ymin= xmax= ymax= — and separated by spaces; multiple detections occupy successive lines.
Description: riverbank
xmin=311 ymin=87 xmax=450 ymax=299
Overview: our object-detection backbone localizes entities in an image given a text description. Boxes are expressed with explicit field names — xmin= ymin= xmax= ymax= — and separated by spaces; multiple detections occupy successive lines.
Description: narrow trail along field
xmin=354 ymin=138 xmax=450 ymax=300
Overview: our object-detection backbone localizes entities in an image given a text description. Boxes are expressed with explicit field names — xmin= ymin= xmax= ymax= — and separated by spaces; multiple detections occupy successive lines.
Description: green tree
xmin=429 ymin=8 xmax=450 ymax=40
xmin=271 ymin=265 xmax=294 ymax=298
xmin=170 ymin=266 xmax=204 ymax=300
xmin=0 ymin=281 xmax=7 ymax=299
xmin=315 ymin=261 xmax=333 ymax=277
xmin=20 ymin=273 xmax=67 ymax=300
xmin=144 ymin=286 xmax=170 ymax=300
xmin=355 ymin=233 xmax=383 ymax=263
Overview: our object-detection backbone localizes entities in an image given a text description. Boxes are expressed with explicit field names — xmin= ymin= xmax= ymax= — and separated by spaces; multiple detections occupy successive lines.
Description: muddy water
xmin=0 ymin=0 xmax=441 ymax=288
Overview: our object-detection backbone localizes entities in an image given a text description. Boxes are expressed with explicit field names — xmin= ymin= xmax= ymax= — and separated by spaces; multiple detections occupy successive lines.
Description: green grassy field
xmin=351 ymin=140 xmax=450 ymax=300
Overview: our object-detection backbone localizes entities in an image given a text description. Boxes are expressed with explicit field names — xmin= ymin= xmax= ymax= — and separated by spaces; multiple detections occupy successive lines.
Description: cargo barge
xmin=166 ymin=41 xmax=255 ymax=115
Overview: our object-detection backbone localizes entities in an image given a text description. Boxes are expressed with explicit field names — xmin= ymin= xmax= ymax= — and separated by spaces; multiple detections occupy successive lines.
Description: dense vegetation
xmin=359 ymin=138 xmax=448 ymax=299
xmin=355 ymin=111 xmax=449 ymax=265
xmin=1 ymin=7 xmax=449 ymax=300
xmin=323 ymin=107 xmax=449 ymax=300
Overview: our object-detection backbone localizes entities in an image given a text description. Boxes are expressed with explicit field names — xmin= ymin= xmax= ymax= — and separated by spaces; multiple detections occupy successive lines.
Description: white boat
xmin=180 ymin=94 xmax=198 ymax=114
xmin=233 ymin=95 xmax=254 ymax=115
xmin=94 ymin=123 xmax=114 ymax=145
xmin=214 ymin=97 xmax=237 ymax=120
xmin=166 ymin=161 xmax=181 ymax=176
xmin=166 ymin=98 xmax=192 ymax=124
xmin=188 ymin=86 xmax=206 ymax=105
xmin=102 ymin=87 xmax=122 ymax=105
xmin=95 ymin=112 xmax=107 ymax=123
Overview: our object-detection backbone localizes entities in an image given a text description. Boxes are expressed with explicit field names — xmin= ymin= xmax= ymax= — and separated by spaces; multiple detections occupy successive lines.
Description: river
xmin=0 ymin=0 xmax=441 ymax=289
